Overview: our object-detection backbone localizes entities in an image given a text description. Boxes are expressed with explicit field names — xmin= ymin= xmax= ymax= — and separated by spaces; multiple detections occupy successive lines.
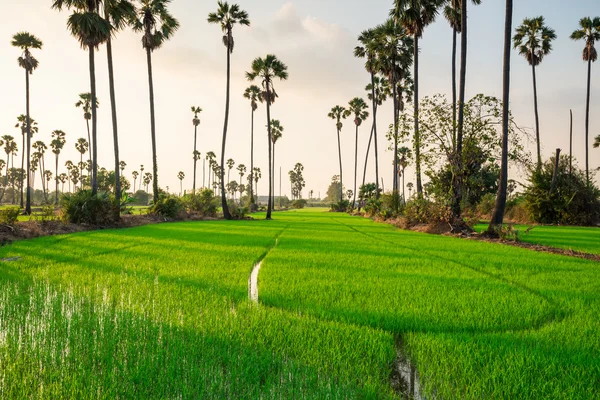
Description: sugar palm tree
xmin=488 ymin=0 xmax=514 ymax=233
xmin=571 ymin=17 xmax=600 ymax=185
xmin=205 ymin=151 xmax=216 ymax=189
xmin=177 ymin=171 xmax=185 ymax=196
xmin=398 ymin=146 xmax=412 ymax=204
xmin=65 ymin=160 xmax=75 ymax=192
xmin=269 ymin=120 xmax=283 ymax=209
xmin=15 ymin=114 xmax=38 ymax=207
xmin=237 ymin=164 xmax=246 ymax=187
xmin=244 ymin=85 xmax=261 ymax=203
xmin=59 ymin=173 xmax=68 ymax=193
xmin=328 ymin=105 xmax=347 ymax=204
xmin=33 ymin=140 xmax=47 ymax=200
xmin=133 ymin=0 xmax=179 ymax=202
xmin=50 ymin=130 xmax=66 ymax=204
xmin=344 ymin=98 xmax=369 ymax=207
xmin=119 ymin=160 xmax=126 ymax=174
xmin=362 ymin=77 xmax=391 ymax=191
xmin=246 ymin=54 xmax=289 ymax=220
xmin=226 ymin=158 xmax=235 ymax=195
xmin=208 ymin=1 xmax=250 ymax=219
xmin=2 ymin=136 xmax=17 ymax=200
xmin=75 ymin=93 xmax=96 ymax=168
xmin=253 ymin=167 xmax=261 ymax=199
xmin=392 ymin=0 xmax=444 ymax=196
xmin=444 ymin=0 xmax=460 ymax=146
xmin=75 ymin=138 xmax=89 ymax=188
xmin=132 ymin=170 xmax=139 ymax=192
xmin=12 ymin=32 xmax=42 ymax=213
xmin=52 ymin=0 xmax=111 ymax=195
xmin=191 ymin=106 xmax=202 ymax=194
xmin=514 ymin=16 xmax=557 ymax=168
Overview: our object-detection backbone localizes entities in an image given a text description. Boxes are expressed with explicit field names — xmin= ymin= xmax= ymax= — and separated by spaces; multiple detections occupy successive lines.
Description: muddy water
xmin=248 ymin=260 xmax=262 ymax=303
xmin=391 ymin=344 xmax=424 ymax=399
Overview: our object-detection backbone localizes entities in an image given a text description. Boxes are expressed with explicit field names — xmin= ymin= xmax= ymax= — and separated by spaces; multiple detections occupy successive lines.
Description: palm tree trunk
xmin=370 ymin=69 xmax=380 ymax=198
xmin=532 ymin=63 xmax=541 ymax=168
xmin=25 ymin=69 xmax=32 ymax=214
xmin=85 ymin=119 xmax=92 ymax=171
xmin=353 ymin=124 xmax=358 ymax=207
xmin=250 ymin=108 xmax=255 ymax=203
xmin=361 ymin=121 xmax=376 ymax=191
xmin=569 ymin=109 xmax=573 ymax=176
xmin=145 ymin=47 xmax=159 ymax=203
xmin=336 ymin=125 xmax=343 ymax=204
xmin=89 ymin=46 xmax=98 ymax=195
xmin=452 ymin=26 xmax=458 ymax=149
xmin=272 ymin=143 xmax=276 ymax=210
xmin=585 ymin=58 xmax=591 ymax=185
xmin=402 ymin=168 xmax=406 ymax=204
xmin=266 ymin=83 xmax=273 ymax=220
xmin=392 ymin=76 xmax=399 ymax=197
xmin=414 ymin=34 xmax=423 ymax=196
xmin=20 ymin=132 xmax=25 ymax=207
xmin=193 ymin=125 xmax=197 ymax=195
xmin=55 ymin=154 xmax=59 ymax=205
xmin=106 ymin=33 xmax=121 ymax=218
xmin=488 ymin=0 xmax=513 ymax=232
xmin=220 ymin=39 xmax=232 ymax=220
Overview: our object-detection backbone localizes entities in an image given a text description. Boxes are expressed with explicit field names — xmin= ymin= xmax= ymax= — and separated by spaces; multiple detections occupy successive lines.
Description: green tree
xmin=244 ymin=85 xmax=261 ymax=203
xmin=12 ymin=32 xmax=42 ymax=213
xmin=226 ymin=158 xmax=235 ymax=194
xmin=270 ymin=120 xmax=283 ymax=209
xmin=191 ymin=106 xmax=202 ymax=194
xmin=50 ymin=130 xmax=66 ymax=204
xmin=246 ymin=54 xmax=289 ymax=220
xmin=514 ymin=16 xmax=557 ymax=168
xmin=208 ymin=1 xmax=250 ymax=220
xmin=344 ymin=97 xmax=369 ymax=207
xmin=74 ymin=93 xmax=96 ymax=169
xmin=75 ymin=138 xmax=89 ymax=189
xmin=237 ymin=163 xmax=246 ymax=188
xmin=571 ymin=17 xmax=600 ymax=185
xmin=133 ymin=0 xmax=179 ymax=202
xmin=15 ymin=114 xmax=38 ymax=207
xmin=132 ymin=170 xmax=139 ymax=193
xmin=328 ymin=106 xmax=347 ymax=203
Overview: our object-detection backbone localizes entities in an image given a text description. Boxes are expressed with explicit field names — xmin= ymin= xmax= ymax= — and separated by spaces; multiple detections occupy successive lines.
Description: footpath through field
xmin=0 ymin=209 xmax=598 ymax=399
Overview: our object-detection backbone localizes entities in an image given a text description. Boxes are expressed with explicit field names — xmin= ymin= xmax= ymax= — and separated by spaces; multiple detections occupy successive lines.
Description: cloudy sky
xmin=1 ymin=0 xmax=598 ymax=198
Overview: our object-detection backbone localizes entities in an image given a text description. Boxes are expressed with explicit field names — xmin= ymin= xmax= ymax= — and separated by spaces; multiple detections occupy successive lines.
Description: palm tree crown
xmin=244 ymin=85 xmax=262 ymax=111
xmin=191 ymin=106 xmax=202 ymax=126
xmin=328 ymin=105 xmax=347 ymax=130
xmin=133 ymin=0 xmax=180 ymax=51
xmin=344 ymin=98 xmax=369 ymax=126
xmin=391 ymin=0 xmax=444 ymax=38
xmin=52 ymin=0 xmax=111 ymax=49
xmin=514 ymin=16 xmax=557 ymax=66
xmin=12 ymin=32 xmax=43 ymax=73
xmin=270 ymin=120 xmax=284 ymax=143
xmin=571 ymin=17 xmax=600 ymax=62
xmin=246 ymin=55 xmax=289 ymax=102
xmin=207 ymin=1 xmax=250 ymax=53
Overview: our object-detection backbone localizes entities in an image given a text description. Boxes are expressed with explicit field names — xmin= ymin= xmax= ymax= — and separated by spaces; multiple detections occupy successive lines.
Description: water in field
xmin=391 ymin=344 xmax=423 ymax=400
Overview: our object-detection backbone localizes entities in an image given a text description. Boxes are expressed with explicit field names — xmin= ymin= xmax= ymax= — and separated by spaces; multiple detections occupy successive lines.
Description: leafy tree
xmin=12 ymin=32 xmax=42 ymax=213
xmin=246 ymin=54 xmax=289 ymax=220
xmin=244 ymin=85 xmax=261 ymax=203
xmin=208 ymin=1 xmax=250 ymax=219
xmin=344 ymin=97 xmax=369 ymax=207
xmin=288 ymin=163 xmax=305 ymax=200
xmin=133 ymin=0 xmax=179 ymax=202
xmin=328 ymin=105 xmax=347 ymax=203
xmin=50 ymin=130 xmax=66 ymax=204
xmin=571 ymin=17 xmax=600 ymax=185
xmin=513 ymin=16 xmax=557 ymax=168
xmin=326 ymin=175 xmax=343 ymax=203
xmin=191 ymin=106 xmax=202 ymax=194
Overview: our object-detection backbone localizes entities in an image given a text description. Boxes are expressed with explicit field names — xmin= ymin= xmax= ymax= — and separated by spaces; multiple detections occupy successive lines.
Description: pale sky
xmin=1 ymin=0 xmax=598 ymax=198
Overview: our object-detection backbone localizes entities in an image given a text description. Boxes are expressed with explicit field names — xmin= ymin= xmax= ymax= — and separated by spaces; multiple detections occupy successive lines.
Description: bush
xmin=150 ymin=195 xmax=185 ymax=219
xmin=227 ymin=200 xmax=248 ymax=220
xmin=329 ymin=200 xmax=349 ymax=212
xmin=0 ymin=207 xmax=21 ymax=226
xmin=60 ymin=190 xmax=117 ymax=225
xmin=291 ymin=199 xmax=307 ymax=209
xmin=363 ymin=198 xmax=382 ymax=217
xmin=184 ymin=189 xmax=218 ymax=217
xmin=476 ymin=193 xmax=497 ymax=218
xmin=404 ymin=198 xmax=452 ymax=227
xmin=39 ymin=205 xmax=58 ymax=225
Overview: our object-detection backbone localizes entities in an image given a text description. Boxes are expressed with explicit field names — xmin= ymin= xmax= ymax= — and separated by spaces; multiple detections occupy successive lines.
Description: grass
xmin=474 ymin=223 xmax=600 ymax=254
xmin=0 ymin=209 xmax=598 ymax=398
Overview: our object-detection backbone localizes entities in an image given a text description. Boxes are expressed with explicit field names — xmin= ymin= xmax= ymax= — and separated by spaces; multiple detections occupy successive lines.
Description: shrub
xmin=488 ymin=223 xmax=520 ymax=241
xmin=150 ymin=195 xmax=185 ymax=219
xmin=39 ymin=205 xmax=58 ymax=225
xmin=476 ymin=193 xmax=496 ymax=218
xmin=60 ymin=190 xmax=117 ymax=225
xmin=404 ymin=198 xmax=452 ymax=227
xmin=329 ymin=200 xmax=349 ymax=212
xmin=291 ymin=199 xmax=307 ymax=209
xmin=227 ymin=200 xmax=248 ymax=220
xmin=0 ymin=207 xmax=21 ymax=226
xmin=184 ymin=189 xmax=218 ymax=217
xmin=363 ymin=198 xmax=382 ymax=217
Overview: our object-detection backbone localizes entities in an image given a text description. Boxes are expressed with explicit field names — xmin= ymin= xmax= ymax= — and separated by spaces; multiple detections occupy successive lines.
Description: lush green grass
xmin=0 ymin=210 xmax=598 ymax=398
xmin=474 ymin=223 xmax=600 ymax=254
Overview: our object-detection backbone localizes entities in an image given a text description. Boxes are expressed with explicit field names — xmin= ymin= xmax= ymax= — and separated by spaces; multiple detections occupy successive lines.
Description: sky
xmin=1 ymin=0 xmax=599 ymax=198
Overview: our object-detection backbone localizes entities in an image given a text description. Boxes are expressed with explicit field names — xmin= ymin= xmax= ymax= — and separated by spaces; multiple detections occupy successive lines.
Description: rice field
xmin=0 ymin=210 xmax=598 ymax=398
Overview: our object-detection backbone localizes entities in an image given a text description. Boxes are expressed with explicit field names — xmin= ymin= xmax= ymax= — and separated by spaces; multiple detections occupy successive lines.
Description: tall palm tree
xmin=52 ymin=0 xmax=111 ymax=195
xmin=392 ymin=0 xmax=444 ymax=196
xmin=208 ymin=1 xmax=250 ymax=219
xmin=2 ymin=136 xmax=17 ymax=203
xmin=226 ymin=158 xmax=235 ymax=194
xmin=444 ymin=0 xmax=460 ymax=146
xmin=105 ymin=0 xmax=136 ymax=216
xmin=328 ymin=105 xmax=347 ymax=204
xmin=246 ymin=54 xmax=289 ymax=220
xmin=253 ymin=167 xmax=261 ymax=199
xmin=571 ymin=17 xmax=600 ymax=185
xmin=205 ymin=151 xmax=216 ymax=189
xmin=362 ymin=77 xmax=391 ymax=190
xmin=75 ymin=138 xmax=89 ymax=189
xmin=15 ymin=114 xmax=38 ymax=207
xmin=32 ymin=140 xmax=47 ymax=200
xmin=11 ymin=32 xmax=42 ymax=214
xmin=75 ymin=93 xmax=96 ymax=168
xmin=488 ymin=0 xmax=513 ymax=233
xmin=191 ymin=106 xmax=202 ymax=194
xmin=398 ymin=146 xmax=412 ymax=204
xmin=244 ymin=85 xmax=261 ymax=203
xmin=132 ymin=170 xmax=139 ymax=192
xmin=133 ymin=0 xmax=179 ymax=202
xmin=65 ymin=160 xmax=75 ymax=192
xmin=237 ymin=164 xmax=246 ymax=188
xmin=514 ymin=16 xmax=557 ymax=168
xmin=177 ymin=171 xmax=185 ymax=196
xmin=269 ymin=120 xmax=283 ymax=209
xmin=344 ymin=98 xmax=369 ymax=208
xmin=50 ymin=130 xmax=66 ymax=204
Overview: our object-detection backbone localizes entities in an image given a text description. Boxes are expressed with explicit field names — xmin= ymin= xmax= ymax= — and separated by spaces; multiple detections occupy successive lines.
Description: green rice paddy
xmin=0 ymin=210 xmax=598 ymax=398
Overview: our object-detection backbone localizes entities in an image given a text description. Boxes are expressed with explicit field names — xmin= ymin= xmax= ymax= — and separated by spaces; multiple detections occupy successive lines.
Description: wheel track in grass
xmin=248 ymin=225 xmax=289 ymax=303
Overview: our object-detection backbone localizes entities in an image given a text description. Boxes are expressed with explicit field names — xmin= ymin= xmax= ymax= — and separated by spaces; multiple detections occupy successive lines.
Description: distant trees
xmin=191 ymin=106 xmax=202 ymax=194
xmin=244 ymin=85 xmax=261 ymax=204
xmin=177 ymin=171 xmax=185 ymax=195
xmin=269 ymin=120 xmax=283 ymax=209
xmin=328 ymin=106 xmax=346 ymax=204
xmin=344 ymin=98 xmax=369 ymax=207
xmin=288 ymin=163 xmax=305 ymax=200
xmin=50 ymin=130 xmax=66 ymax=204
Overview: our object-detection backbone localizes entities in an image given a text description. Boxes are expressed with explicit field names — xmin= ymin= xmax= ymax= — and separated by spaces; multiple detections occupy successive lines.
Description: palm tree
xmin=344 ymin=97 xmax=369 ymax=208
xmin=132 ymin=170 xmax=139 ymax=192
xmin=244 ymin=85 xmax=261 ymax=203
xmin=328 ymin=105 xmax=347 ymax=204
xmin=59 ymin=173 xmax=68 ymax=193
xmin=2 ymin=136 xmax=16 ymax=203
xmin=246 ymin=54 xmax=289 ymax=220
xmin=65 ymin=160 xmax=75 ymax=192
xmin=12 ymin=32 xmax=42 ymax=213
xmin=177 ymin=171 xmax=185 ymax=196
xmin=191 ymin=106 xmax=202 ymax=194
xmin=514 ymin=16 xmax=557 ymax=168
xmin=32 ymin=140 xmax=47 ymax=200
xmin=398 ymin=146 xmax=412 ymax=204
xmin=50 ymin=130 xmax=66 ymax=204
xmin=443 ymin=0 xmax=460 ymax=146
xmin=74 ymin=93 xmax=96 ymax=168
xmin=206 ymin=152 xmax=216 ymax=189
xmin=52 ymin=0 xmax=111 ymax=195
xmin=571 ymin=17 xmax=600 ymax=185
xmin=253 ymin=167 xmax=261 ymax=199
xmin=270 ymin=120 xmax=283 ymax=209
xmin=595 ymin=135 xmax=600 ymax=149
xmin=208 ymin=1 xmax=250 ymax=219
xmin=226 ymin=158 xmax=235 ymax=195
xmin=119 ymin=161 xmax=126 ymax=174
xmin=133 ymin=0 xmax=179 ymax=202
xmin=488 ymin=0 xmax=514 ymax=233
xmin=392 ymin=0 xmax=444 ymax=196
xmin=15 ymin=114 xmax=38 ymax=207
xmin=237 ymin=164 xmax=246 ymax=188
xmin=75 ymin=138 xmax=89 ymax=188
